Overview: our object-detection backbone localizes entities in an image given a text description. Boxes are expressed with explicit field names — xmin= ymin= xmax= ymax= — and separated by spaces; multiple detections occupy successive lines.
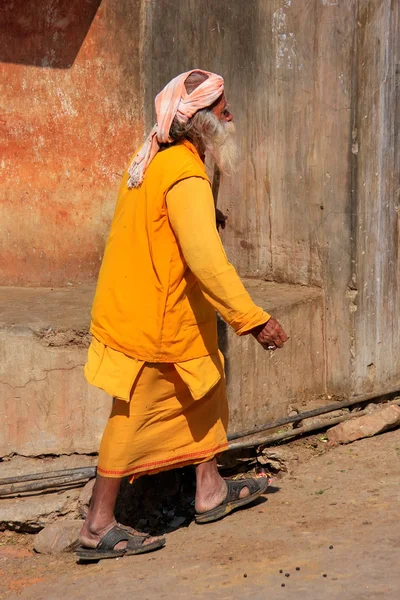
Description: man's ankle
xmin=84 ymin=517 xmax=116 ymax=537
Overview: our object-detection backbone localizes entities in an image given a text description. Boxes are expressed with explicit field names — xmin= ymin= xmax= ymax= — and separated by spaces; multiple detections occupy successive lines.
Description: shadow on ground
xmin=115 ymin=469 xmax=277 ymax=535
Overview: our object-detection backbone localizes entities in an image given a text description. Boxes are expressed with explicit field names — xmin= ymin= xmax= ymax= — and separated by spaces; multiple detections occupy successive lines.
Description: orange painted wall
xmin=0 ymin=0 xmax=143 ymax=286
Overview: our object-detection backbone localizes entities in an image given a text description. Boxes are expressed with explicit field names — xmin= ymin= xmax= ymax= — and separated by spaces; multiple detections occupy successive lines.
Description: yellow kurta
xmin=90 ymin=141 xmax=269 ymax=362
xmin=88 ymin=148 xmax=270 ymax=479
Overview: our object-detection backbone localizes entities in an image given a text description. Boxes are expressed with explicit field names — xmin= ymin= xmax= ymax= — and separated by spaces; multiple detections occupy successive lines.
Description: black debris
xmin=279 ymin=569 xmax=283 ymax=574
xmin=281 ymin=584 xmax=286 ymax=588
xmin=285 ymin=573 xmax=290 ymax=578
xmin=243 ymin=574 xmax=247 ymax=578
xmin=329 ymin=545 xmax=334 ymax=549
xmin=296 ymin=567 xmax=300 ymax=571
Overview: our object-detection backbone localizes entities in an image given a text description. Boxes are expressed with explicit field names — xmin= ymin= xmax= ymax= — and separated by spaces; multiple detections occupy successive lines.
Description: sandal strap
xmin=225 ymin=478 xmax=262 ymax=503
xmin=97 ymin=525 xmax=131 ymax=551
xmin=126 ymin=535 xmax=151 ymax=551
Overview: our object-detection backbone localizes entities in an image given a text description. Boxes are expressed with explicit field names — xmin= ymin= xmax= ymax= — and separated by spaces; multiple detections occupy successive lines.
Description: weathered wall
xmin=144 ymin=0 xmax=356 ymax=394
xmin=0 ymin=286 xmax=111 ymax=457
xmin=1 ymin=0 xmax=399 ymax=418
xmin=0 ymin=0 xmax=143 ymax=286
xmin=353 ymin=0 xmax=400 ymax=393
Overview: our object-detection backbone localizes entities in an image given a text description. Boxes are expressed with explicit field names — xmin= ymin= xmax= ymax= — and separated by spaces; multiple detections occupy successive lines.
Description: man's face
xmin=211 ymin=93 xmax=233 ymax=123
xmin=206 ymin=93 xmax=237 ymax=175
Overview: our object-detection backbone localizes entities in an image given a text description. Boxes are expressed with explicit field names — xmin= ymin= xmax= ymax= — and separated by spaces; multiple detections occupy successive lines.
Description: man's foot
xmin=195 ymin=478 xmax=269 ymax=524
xmin=195 ymin=458 xmax=252 ymax=514
xmin=79 ymin=520 xmax=163 ymax=552
xmin=195 ymin=478 xmax=254 ymax=513
xmin=76 ymin=522 xmax=165 ymax=562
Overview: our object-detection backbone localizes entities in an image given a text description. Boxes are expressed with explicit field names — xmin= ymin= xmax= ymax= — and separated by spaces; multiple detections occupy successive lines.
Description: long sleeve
xmin=166 ymin=177 xmax=270 ymax=335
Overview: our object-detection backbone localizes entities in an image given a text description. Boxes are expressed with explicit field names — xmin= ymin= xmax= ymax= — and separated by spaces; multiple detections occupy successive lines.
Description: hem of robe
xmin=97 ymin=441 xmax=229 ymax=480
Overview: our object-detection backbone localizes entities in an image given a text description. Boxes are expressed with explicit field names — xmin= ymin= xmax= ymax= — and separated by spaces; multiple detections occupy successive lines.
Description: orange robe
xmin=86 ymin=142 xmax=270 ymax=478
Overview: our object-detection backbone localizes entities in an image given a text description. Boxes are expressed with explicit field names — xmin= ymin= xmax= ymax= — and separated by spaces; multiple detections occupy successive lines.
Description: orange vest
xmin=90 ymin=141 xmax=218 ymax=362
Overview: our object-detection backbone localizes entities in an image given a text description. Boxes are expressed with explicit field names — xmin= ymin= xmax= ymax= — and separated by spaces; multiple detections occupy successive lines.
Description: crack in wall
xmin=0 ymin=365 xmax=84 ymax=391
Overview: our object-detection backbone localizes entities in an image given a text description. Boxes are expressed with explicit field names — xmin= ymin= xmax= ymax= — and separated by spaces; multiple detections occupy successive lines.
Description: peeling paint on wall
xmin=0 ymin=0 xmax=144 ymax=286
xmin=272 ymin=7 xmax=297 ymax=70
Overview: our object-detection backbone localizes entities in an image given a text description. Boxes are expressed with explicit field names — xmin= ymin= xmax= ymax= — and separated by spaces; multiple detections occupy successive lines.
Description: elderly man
xmin=77 ymin=69 xmax=287 ymax=561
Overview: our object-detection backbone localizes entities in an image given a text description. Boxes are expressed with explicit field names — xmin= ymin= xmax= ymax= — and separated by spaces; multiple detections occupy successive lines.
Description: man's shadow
xmin=115 ymin=468 xmax=280 ymax=535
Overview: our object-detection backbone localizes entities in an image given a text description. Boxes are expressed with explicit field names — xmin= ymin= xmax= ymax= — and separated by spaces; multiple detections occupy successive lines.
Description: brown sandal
xmin=195 ymin=478 xmax=269 ymax=524
xmin=76 ymin=525 xmax=166 ymax=562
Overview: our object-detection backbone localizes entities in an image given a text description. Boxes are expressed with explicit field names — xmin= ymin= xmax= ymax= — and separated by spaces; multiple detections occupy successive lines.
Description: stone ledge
xmin=0 ymin=285 xmax=108 ymax=458
xmin=0 ymin=282 xmax=325 ymax=454
xmin=218 ymin=280 xmax=326 ymax=433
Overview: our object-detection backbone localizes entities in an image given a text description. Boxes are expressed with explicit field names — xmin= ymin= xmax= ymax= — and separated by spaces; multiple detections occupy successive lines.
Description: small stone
xmin=285 ymin=573 xmax=290 ymax=577
xmin=323 ymin=574 xmax=327 ymax=578
xmin=329 ymin=545 xmax=334 ymax=549
xmin=296 ymin=567 xmax=300 ymax=571
xmin=243 ymin=573 xmax=247 ymax=578
xmin=0 ymin=490 xmax=80 ymax=532
xmin=34 ymin=520 xmax=84 ymax=554
xmin=281 ymin=583 xmax=285 ymax=588
xmin=327 ymin=404 xmax=400 ymax=445
xmin=279 ymin=569 xmax=283 ymax=574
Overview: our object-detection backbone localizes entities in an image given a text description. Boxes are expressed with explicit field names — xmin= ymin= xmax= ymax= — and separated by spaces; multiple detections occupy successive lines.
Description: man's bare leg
xmin=79 ymin=475 xmax=160 ymax=550
xmin=195 ymin=458 xmax=249 ymax=514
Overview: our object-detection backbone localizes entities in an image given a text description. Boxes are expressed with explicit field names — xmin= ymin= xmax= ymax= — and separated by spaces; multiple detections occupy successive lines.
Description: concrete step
xmin=0 ymin=286 xmax=110 ymax=457
xmin=219 ymin=280 xmax=326 ymax=434
xmin=0 ymin=282 xmax=325 ymax=456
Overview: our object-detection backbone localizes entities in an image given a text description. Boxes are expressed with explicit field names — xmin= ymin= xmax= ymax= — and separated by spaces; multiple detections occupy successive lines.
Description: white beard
xmin=208 ymin=120 xmax=239 ymax=175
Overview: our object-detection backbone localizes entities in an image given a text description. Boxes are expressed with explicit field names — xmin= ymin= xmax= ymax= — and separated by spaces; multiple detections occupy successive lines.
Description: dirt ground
xmin=1 ymin=429 xmax=400 ymax=600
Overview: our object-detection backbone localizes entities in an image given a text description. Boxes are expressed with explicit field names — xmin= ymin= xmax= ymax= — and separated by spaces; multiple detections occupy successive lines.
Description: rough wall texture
xmin=220 ymin=281 xmax=326 ymax=432
xmin=0 ymin=0 xmax=143 ymax=286
xmin=0 ymin=286 xmax=111 ymax=457
xmin=1 ymin=0 xmax=398 ymax=421
xmin=144 ymin=0 xmax=356 ymax=394
xmin=353 ymin=0 xmax=400 ymax=393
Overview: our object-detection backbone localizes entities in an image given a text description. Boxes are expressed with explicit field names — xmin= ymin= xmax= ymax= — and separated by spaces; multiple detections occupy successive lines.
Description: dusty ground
xmin=1 ymin=429 xmax=400 ymax=600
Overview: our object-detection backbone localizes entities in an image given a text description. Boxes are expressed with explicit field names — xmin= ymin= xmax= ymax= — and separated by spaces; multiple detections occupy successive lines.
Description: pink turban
xmin=127 ymin=69 xmax=224 ymax=188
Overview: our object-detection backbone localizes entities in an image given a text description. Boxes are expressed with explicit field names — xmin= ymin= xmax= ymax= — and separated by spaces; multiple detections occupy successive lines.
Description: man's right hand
xmin=251 ymin=318 xmax=288 ymax=351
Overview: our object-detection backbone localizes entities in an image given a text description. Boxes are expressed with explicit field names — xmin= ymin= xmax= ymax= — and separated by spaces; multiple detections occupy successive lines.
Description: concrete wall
xmin=143 ymin=0 xmax=356 ymax=395
xmin=0 ymin=0 xmax=143 ymax=286
xmin=353 ymin=0 xmax=400 ymax=393
xmin=1 ymin=0 xmax=399 ymax=423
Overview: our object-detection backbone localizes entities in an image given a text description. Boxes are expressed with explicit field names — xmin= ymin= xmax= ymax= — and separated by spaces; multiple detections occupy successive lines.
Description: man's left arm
xmin=166 ymin=177 xmax=287 ymax=348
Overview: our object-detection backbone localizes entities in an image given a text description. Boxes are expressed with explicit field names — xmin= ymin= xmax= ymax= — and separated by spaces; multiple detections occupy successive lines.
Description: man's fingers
xmin=268 ymin=320 xmax=288 ymax=345
xmin=256 ymin=318 xmax=288 ymax=349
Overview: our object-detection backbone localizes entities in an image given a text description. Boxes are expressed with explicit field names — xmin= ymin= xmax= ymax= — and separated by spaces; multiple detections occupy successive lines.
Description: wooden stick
xmin=0 ymin=471 xmax=94 ymax=497
xmin=0 ymin=466 xmax=96 ymax=486
xmin=228 ymin=387 xmax=400 ymax=442
xmin=228 ymin=397 xmax=400 ymax=451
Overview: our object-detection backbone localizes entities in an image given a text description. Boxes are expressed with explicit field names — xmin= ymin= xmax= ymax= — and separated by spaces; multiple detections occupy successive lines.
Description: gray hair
xmin=169 ymin=109 xmax=237 ymax=175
